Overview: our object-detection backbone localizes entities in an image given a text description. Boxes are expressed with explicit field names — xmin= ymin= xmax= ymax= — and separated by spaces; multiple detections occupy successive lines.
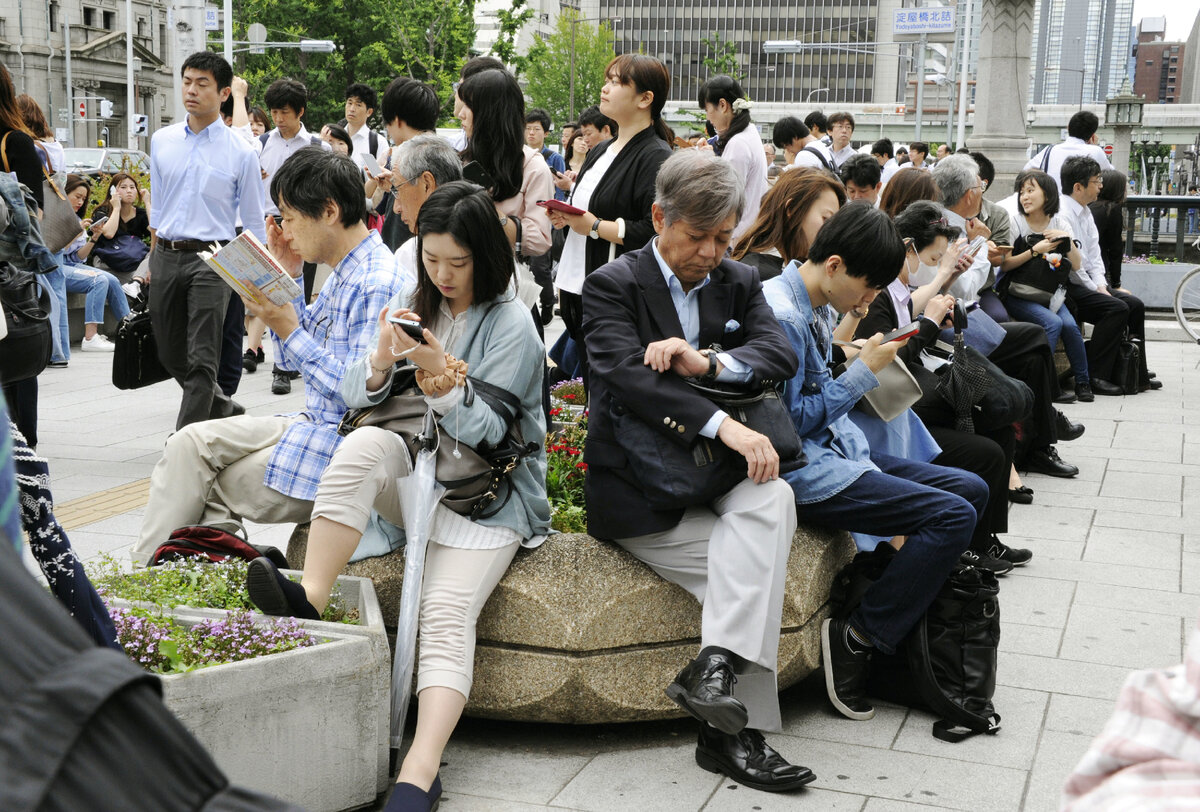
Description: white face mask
xmin=909 ymin=259 xmax=941 ymax=287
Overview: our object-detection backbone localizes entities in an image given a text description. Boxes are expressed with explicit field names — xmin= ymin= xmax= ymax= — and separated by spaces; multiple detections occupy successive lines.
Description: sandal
xmin=1008 ymin=486 xmax=1034 ymax=505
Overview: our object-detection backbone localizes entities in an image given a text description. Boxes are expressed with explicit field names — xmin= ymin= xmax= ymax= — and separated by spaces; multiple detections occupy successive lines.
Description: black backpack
xmin=802 ymin=145 xmax=833 ymax=170
xmin=830 ymin=543 xmax=1002 ymax=742
xmin=0 ymin=260 xmax=52 ymax=385
xmin=1111 ymin=330 xmax=1141 ymax=395
xmin=150 ymin=525 xmax=290 ymax=569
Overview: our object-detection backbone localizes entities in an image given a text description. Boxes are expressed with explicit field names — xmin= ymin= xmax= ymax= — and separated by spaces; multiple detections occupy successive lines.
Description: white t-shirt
xmin=792 ymin=140 xmax=835 ymax=171
xmin=718 ymin=128 xmax=768 ymax=242
xmin=1025 ymin=137 xmax=1113 ymax=192
xmin=556 ymin=149 xmax=618 ymax=295
xmin=394 ymin=237 xmax=419 ymax=283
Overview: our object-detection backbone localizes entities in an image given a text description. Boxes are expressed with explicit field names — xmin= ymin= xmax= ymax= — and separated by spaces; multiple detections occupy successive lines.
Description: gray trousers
xmin=149 ymin=247 xmax=236 ymax=430
xmin=615 ymin=477 xmax=797 ymax=732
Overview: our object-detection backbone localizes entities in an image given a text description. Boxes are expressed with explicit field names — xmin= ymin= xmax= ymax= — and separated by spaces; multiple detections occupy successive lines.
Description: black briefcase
xmin=112 ymin=308 xmax=170 ymax=390
xmin=1111 ymin=331 xmax=1141 ymax=396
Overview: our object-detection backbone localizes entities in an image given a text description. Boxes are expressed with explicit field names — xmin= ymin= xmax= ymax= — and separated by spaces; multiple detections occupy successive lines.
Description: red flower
xmin=576 ymin=462 xmax=588 ymax=470
xmin=563 ymin=393 xmax=576 ymax=400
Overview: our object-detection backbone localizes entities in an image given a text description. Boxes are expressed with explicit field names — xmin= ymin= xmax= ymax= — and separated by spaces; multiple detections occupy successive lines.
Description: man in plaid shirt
xmin=132 ymin=148 xmax=411 ymax=566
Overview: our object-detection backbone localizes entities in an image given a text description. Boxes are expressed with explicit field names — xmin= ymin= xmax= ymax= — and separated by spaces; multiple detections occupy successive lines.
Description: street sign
xmin=78 ymin=101 xmax=86 ymax=120
xmin=58 ymin=108 xmax=69 ymax=123
xmin=55 ymin=128 xmax=69 ymax=143
xmin=893 ymin=7 xmax=955 ymax=36
xmin=1103 ymin=144 xmax=1114 ymax=157
xmin=247 ymin=23 xmax=267 ymax=54
xmin=204 ymin=7 xmax=219 ymax=31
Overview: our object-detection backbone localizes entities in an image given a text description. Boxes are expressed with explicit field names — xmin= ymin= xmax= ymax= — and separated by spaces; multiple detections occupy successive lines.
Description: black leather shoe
xmin=1052 ymin=391 xmax=1077 ymax=404
xmin=1008 ymin=485 xmax=1034 ymax=504
xmin=695 ymin=726 xmax=816 ymax=793
xmin=246 ymin=557 xmax=321 ymax=620
xmin=271 ymin=369 xmax=292 ymax=395
xmin=821 ymin=618 xmax=874 ymax=720
xmin=242 ymin=349 xmax=259 ymax=374
xmin=666 ymin=653 xmax=749 ymax=735
xmin=1090 ymin=378 xmax=1124 ymax=396
xmin=1139 ymin=379 xmax=1163 ymax=391
xmin=1055 ymin=410 xmax=1085 ymax=442
xmin=1024 ymin=446 xmax=1079 ymax=478
xmin=1075 ymin=381 xmax=1095 ymax=402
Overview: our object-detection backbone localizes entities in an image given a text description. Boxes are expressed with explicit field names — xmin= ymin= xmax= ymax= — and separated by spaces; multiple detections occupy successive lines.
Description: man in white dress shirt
xmin=343 ymin=82 xmax=388 ymax=171
xmin=827 ymin=112 xmax=857 ymax=169
xmin=1025 ymin=111 xmax=1112 ymax=192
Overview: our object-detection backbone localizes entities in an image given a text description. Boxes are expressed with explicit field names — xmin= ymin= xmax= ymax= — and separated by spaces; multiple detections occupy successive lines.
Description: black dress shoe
xmin=384 ymin=774 xmax=442 ymax=812
xmin=1052 ymin=391 xmax=1077 ymax=404
xmin=1090 ymin=378 xmax=1124 ymax=396
xmin=696 ymin=726 xmax=815 ymax=793
xmin=1075 ymin=381 xmax=1095 ymax=402
xmin=1008 ymin=485 xmax=1034 ymax=504
xmin=666 ymin=653 xmax=749 ymax=735
xmin=1139 ymin=379 xmax=1163 ymax=391
xmin=1055 ymin=410 xmax=1085 ymax=442
xmin=246 ymin=557 xmax=321 ymax=620
xmin=1024 ymin=446 xmax=1079 ymax=478
xmin=821 ymin=618 xmax=875 ymax=720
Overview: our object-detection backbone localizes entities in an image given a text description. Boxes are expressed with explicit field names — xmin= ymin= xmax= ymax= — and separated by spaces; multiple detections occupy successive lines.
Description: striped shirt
xmin=264 ymin=231 xmax=411 ymax=500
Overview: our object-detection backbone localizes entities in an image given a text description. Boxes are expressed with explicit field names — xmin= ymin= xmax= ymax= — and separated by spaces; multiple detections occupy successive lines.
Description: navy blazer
xmin=580 ymin=243 xmax=799 ymax=540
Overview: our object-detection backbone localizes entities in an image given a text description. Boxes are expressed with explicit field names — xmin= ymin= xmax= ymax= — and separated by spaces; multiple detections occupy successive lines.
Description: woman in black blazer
xmin=1089 ymin=169 xmax=1127 ymax=288
xmin=547 ymin=54 xmax=674 ymax=385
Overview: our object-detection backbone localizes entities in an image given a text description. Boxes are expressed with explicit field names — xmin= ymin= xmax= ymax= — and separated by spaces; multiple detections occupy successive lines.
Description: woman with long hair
xmin=1089 ymin=168 xmax=1128 ymax=288
xmin=246 ymin=182 xmax=550 ymax=812
xmin=15 ymin=94 xmax=63 ymax=185
xmin=698 ymin=75 xmax=767 ymax=242
xmin=547 ymin=54 xmax=674 ymax=384
xmin=878 ymin=166 xmax=940 ymax=218
xmin=731 ymin=167 xmax=846 ymax=279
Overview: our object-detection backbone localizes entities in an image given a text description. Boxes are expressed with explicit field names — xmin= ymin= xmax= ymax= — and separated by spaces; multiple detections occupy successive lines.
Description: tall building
xmin=1029 ymin=0 xmax=1134 ymax=104
xmin=473 ymin=0 xmax=559 ymax=59
xmin=1181 ymin=12 xmax=1200 ymax=104
xmin=1133 ymin=18 xmax=1184 ymax=104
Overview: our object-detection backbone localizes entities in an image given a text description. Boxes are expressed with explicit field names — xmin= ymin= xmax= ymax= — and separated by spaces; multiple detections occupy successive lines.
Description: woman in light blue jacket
xmin=247 ymin=182 xmax=550 ymax=812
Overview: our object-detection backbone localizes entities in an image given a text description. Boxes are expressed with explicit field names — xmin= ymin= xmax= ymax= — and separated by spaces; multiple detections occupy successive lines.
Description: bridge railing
xmin=1123 ymin=195 xmax=1200 ymax=261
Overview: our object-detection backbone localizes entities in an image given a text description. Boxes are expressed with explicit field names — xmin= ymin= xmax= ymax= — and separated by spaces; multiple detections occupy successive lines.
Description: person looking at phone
xmin=246 ymin=182 xmax=550 ymax=812
xmin=130 ymin=146 xmax=411 ymax=567
xmin=761 ymin=202 xmax=989 ymax=722
xmin=387 ymin=134 xmax=464 ymax=281
xmin=548 ymin=55 xmax=674 ymax=386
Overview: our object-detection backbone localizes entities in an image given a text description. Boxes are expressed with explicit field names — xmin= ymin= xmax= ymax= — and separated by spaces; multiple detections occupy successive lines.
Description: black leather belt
xmin=159 ymin=238 xmax=223 ymax=252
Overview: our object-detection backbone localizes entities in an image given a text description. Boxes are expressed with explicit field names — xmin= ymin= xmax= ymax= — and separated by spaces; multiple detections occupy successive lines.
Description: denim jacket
xmin=0 ymin=174 xmax=57 ymax=273
xmin=762 ymin=262 xmax=879 ymax=504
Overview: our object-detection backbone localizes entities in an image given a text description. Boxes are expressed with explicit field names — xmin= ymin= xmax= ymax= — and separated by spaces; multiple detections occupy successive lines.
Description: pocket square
xmin=724 ymin=319 xmax=741 ymax=333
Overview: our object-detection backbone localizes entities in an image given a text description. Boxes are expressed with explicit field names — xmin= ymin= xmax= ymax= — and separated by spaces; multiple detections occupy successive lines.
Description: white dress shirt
xmin=830 ymin=144 xmax=857 ymax=169
xmin=792 ymin=139 xmax=835 ymax=171
xmin=256 ymin=125 xmax=329 ymax=216
xmin=347 ymin=123 xmax=388 ymax=171
xmin=1060 ymin=194 xmax=1107 ymax=290
xmin=1026 ymin=137 xmax=1113 ymax=191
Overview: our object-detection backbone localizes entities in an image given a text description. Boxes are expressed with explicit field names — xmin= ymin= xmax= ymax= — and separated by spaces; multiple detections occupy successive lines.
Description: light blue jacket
xmin=0 ymin=173 xmax=57 ymax=273
xmin=342 ymin=290 xmax=551 ymax=560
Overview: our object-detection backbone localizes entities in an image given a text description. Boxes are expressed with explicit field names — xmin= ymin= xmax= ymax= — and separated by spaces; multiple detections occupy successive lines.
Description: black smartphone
xmin=386 ymin=314 xmax=427 ymax=343
xmin=462 ymin=160 xmax=496 ymax=191
xmin=550 ymin=167 xmax=564 ymax=178
xmin=272 ymin=214 xmax=283 ymax=226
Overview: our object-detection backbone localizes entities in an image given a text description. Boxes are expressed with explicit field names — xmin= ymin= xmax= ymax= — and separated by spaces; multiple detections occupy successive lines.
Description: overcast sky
xmin=1133 ymin=0 xmax=1200 ymax=40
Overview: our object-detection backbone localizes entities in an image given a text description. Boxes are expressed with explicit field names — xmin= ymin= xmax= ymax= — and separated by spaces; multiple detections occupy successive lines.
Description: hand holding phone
xmin=537 ymin=199 xmax=587 ymax=216
xmin=89 ymin=215 xmax=109 ymax=232
xmin=362 ymin=153 xmax=383 ymax=178
xmin=881 ymin=322 xmax=920 ymax=343
xmin=386 ymin=313 xmax=427 ymax=343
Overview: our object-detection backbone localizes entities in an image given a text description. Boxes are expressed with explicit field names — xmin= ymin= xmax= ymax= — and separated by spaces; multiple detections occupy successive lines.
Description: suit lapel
xmin=635 ymin=247 xmax=685 ymax=339
xmin=697 ymin=262 xmax=732 ymax=349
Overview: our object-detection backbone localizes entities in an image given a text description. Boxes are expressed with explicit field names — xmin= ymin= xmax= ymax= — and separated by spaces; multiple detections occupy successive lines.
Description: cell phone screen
xmin=386 ymin=315 xmax=427 ymax=343
xmin=362 ymin=153 xmax=383 ymax=177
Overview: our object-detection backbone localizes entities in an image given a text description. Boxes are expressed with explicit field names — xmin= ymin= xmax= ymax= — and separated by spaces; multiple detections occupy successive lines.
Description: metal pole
xmin=569 ymin=19 xmax=577 ymax=123
xmin=223 ymin=0 xmax=232 ymax=62
xmin=126 ymin=0 xmax=135 ymax=147
xmin=914 ymin=33 xmax=927 ymax=140
xmin=64 ymin=5 xmax=75 ymax=146
xmin=956 ymin=0 xmax=973 ymax=148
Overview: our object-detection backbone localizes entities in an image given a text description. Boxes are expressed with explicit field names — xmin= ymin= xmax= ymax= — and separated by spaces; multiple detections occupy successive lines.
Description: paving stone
xmin=702 ymin=785 xmax=866 ymax=811
xmin=779 ymin=677 xmax=909 ymax=750
xmin=1022 ymin=729 xmax=1094 ymax=812
xmin=1005 ymin=505 xmax=1093 ymax=542
xmin=436 ymin=793 xmax=571 ymax=811
xmin=1002 ymin=535 xmax=1085 ymax=562
xmin=1021 ymin=475 xmax=1100 ymax=496
xmin=1073 ymin=581 xmax=1200 ymax=620
xmin=996 ymin=653 xmax=1134 ymax=700
xmin=1112 ymin=421 xmax=1186 ymax=450
xmin=862 ymin=799 xmax=957 ymax=812
xmin=439 ymin=739 xmax=593 ymax=806
xmin=891 ymin=685 xmax=1048 ymax=771
xmin=1067 ymin=443 xmax=1180 ymax=464
xmin=1083 ymin=526 xmax=1181 ymax=571
xmin=1093 ymin=510 xmax=1192 ymax=535
xmin=1105 ymin=456 xmax=1200 ymax=478
xmin=1030 ymin=489 xmax=1179 ymax=517
xmin=1182 ymin=553 xmax=1200 ymax=596
xmin=1059 ymin=604 xmax=1182 ymax=669
xmin=998 ymin=622 xmax=1063 ymax=657
xmin=1186 ymin=535 xmax=1200 ymax=555
xmin=1012 ymin=555 xmax=1179 ymax=592
xmin=1099 ymin=470 xmax=1183 ymax=503
xmin=551 ymin=744 xmax=723 ymax=812
xmin=1043 ymin=693 xmax=1118 ymax=739
xmin=994 ymin=575 xmax=1075 ymax=629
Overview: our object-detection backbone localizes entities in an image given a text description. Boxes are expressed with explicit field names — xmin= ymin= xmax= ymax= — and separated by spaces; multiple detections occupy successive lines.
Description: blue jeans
xmin=794 ymin=452 xmax=986 ymax=653
xmin=63 ymin=264 xmax=130 ymax=327
xmin=1003 ymin=294 xmax=1089 ymax=384
xmin=39 ymin=265 xmax=70 ymax=362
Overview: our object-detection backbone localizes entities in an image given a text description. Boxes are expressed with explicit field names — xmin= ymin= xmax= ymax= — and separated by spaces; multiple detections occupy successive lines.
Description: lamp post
xmin=1104 ymin=78 xmax=1144 ymax=182
xmin=806 ymin=87 xmax=830 ymax=102
xmin=568 ymin=13 xmax=620 ymax=123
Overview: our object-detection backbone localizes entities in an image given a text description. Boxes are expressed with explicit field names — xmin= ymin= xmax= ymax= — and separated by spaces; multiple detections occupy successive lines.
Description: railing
xmin=1124 ymin=195 xmax=1200 ymax=261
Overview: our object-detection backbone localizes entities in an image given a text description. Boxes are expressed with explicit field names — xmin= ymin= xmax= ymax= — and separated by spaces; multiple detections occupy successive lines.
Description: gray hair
xmin=654 ymin=150 xmax=745 ymax=231
xmin=391 ymin=134 xmax=463 ymax=188
xmin=931 ymin=154 xmax=980 ymax=208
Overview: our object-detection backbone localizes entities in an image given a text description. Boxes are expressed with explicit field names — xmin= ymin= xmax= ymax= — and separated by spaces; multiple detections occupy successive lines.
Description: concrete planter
xmin=1120 ymin=262 xmax=1196 ymax=308
xmin=156 ymin=613 xmax=389 ymax=812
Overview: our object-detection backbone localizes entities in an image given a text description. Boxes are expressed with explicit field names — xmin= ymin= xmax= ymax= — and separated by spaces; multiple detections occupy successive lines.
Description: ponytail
xmin=652 ymin=114 xmax=674 ymax=145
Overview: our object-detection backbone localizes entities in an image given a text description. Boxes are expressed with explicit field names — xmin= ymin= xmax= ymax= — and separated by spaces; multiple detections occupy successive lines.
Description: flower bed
xmin=550 ymin=376 xmax=587 ymax=418
xmin=546 ymin=408 xmax=588 ymax=533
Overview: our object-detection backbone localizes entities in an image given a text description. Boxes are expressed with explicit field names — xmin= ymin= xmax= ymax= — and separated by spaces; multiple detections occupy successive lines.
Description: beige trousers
xmin=132 ymin=415 xmax=313 ymax=567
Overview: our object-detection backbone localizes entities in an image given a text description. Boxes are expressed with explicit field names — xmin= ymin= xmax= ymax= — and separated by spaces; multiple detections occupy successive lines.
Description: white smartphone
xmin=362 ymin=153 xmax=383 ymax=177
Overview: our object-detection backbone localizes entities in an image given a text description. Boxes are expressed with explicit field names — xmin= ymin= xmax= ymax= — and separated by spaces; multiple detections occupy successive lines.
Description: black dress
xmin=1088 ymin=201 xmax=1124 ymax=288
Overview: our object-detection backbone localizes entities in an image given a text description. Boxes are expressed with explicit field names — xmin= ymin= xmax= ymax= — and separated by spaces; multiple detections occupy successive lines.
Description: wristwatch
xmin=698 ymin=348 xmax=719 ymax=382
xmin=588 ymin=218 xmax=602 ymax=240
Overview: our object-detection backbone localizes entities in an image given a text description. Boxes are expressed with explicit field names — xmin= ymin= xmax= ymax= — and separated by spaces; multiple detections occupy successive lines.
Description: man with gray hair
xmin=581 ymin=150 xmax=811 ymax=794
xmin=387 ymin=133 xmax=463 ymax=280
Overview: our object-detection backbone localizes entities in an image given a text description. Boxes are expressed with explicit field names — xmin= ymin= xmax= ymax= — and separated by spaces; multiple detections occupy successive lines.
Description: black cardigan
xmin=1088 ymin=201 xmax=1124 ymax=287
xmin=568 ymin=126 xmax=672 ymax=278
xmin=0 ymin=127 xmax=45 ymax=211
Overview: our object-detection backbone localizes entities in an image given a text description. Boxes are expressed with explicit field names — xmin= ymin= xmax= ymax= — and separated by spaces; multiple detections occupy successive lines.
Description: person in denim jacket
xmin=762 ymin=202 xmax=989 ymax=722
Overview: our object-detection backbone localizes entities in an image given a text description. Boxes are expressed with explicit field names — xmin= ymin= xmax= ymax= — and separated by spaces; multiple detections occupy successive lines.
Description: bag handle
xmin=932 ymin=714 xmax=1001 ymax=743
xmin=0 ymin=131 xmax=10 ymax=174
xmin=31 ymin=142 xmax=68 ymax=201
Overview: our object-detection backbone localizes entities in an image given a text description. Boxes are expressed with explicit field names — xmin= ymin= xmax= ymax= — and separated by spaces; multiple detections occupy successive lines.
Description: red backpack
xmin=149 ymin=525 xmax=290 ymax=569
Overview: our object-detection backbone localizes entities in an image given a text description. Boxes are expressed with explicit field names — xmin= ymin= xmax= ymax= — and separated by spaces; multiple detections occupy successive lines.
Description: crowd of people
xmin=0 ymin=48 xmax=1170 ymax=810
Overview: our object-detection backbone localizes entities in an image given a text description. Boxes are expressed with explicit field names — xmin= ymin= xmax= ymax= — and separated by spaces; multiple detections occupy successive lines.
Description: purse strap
xmin=30 ymin=142 xmax=67 ymax=201
xmin=0 ymin=132 xmax=10 ymax=174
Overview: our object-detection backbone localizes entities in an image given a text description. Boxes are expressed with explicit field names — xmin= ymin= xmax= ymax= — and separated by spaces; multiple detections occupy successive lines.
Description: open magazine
xmin=198 ymin=231 xmax=302 ymax=306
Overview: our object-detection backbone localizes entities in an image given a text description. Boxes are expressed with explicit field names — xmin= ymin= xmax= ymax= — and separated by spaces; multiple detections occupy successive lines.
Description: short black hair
xmin=840 ymin=153 xmax=881 ymax=188
xmin=871 ymin=138 xmax=894 ymax=159
xmin=460 ymin=57 xmax=506 ymax=81
xmin=1067 ymin=110 xmax=1100 ymax=141
xmin=969 ymin=151 xmax=995 ymax=187
xmin=321 ymin=123 xmax=353 ymax=155
xmin=525 ymin=107 xmax=552 ymax=133
xmin=808 ymin=202 xmax=905 ymax=289
xmin=828 ymin=111 xmax=855 ymax=131
xmin=772 ymin=115 xmax=810 ymax=148
xmin=271 ymin=146 xmax=367 ymax=228
xmin=1060 ymin=155 xmax=1102 ymax=195
xmin=1014 ymin=169 xmax=1060 ymax=217
xmin=345 ymin=82 xmax=377 ymax=111
xmin=894 ymin=200 xmax=962 ymax=252
xmin=909 ymin=141 xmax=929 ymax=157
xmin=181 ymin=51 xmax=232 ymax=90
xmin=381 ymin=77 xmax=439 ymax=132
xmin=264 ymin=78 xmax=308 ymax=117
xmin=578 ymin=105 xmax=617 ymax=136
xmin=804 ymin=111 xmax=829 ymax=134
xmin=219 ymin=93 xmax=248 ymax=120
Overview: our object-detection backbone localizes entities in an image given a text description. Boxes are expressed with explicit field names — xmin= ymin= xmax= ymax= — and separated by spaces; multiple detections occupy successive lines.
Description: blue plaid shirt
xmin=265 ymin=231 xmax=412 ymax=500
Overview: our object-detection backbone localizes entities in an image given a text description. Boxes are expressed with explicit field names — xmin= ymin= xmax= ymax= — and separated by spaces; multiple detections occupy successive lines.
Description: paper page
xmin=199 ymin=232 xmax=302 ymax=307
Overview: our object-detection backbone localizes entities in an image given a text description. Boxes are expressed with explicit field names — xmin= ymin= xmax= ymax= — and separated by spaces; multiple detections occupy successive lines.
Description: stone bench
xmin=287 ymin=525 xmax=856 ymax=724
xmin=66 ymin=292 xmax=121 ymax=345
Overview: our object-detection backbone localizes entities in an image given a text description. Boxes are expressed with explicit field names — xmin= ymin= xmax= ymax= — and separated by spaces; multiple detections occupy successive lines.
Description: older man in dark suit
xmin=581 ymin=150 xmax=810 ymax=794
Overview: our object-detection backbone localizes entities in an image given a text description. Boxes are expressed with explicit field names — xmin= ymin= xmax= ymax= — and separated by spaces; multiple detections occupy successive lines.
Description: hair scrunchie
xmin=415 ymin=354 xmax=468 ymax=396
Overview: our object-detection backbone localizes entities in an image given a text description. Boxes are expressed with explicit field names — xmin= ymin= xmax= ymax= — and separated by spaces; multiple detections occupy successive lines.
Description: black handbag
xmin=338 ymin=366 xmax=539 ymax=519
xmin=1001 ymin=233 xmax=1072 ymax=306
xmin=1111 ymin=330 xmax=1141 ymax=395
xmin=935 ymin=303 xmax=1033 ymax=433
xmin=0 ymin=261 xmax=53 ymax=385
xmin=111 ymin=307 xmax=170 ymax=390
xmin=611 ymin=378 xmax=806 ymax=511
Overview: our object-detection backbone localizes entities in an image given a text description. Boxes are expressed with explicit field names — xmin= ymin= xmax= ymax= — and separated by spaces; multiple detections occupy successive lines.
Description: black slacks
xmin=559 ymin=289 xmax=589 ymax=388
xmin=928 ymin=424 xmax=1013 ymax=549
xmin=988 ymin=321 xmax=1058 ymax=450
xmin=217 ymin=291 xmax=244 ymax=398
xmin=1067 ymin=282 xmax=1128 ymax=381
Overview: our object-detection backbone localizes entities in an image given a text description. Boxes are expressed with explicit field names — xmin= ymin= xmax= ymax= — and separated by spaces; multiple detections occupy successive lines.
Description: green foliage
xmin=701 ymin=31 xmax=743 ymax=82
xmin=490 ymin=0 xmax=536 ymax=77
xmin=545 ymin=410 xmax=588 ymax=532
xmin=233 ymin=0 xmax=475 ymax=129
xmin=524 ymin=10 xmax=616 ymax=129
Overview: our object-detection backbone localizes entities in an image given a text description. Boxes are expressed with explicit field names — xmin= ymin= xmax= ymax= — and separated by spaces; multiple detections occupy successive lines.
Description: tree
xmin=490 ymin=0 xmax=536 ymax=77
xmin=523 ymin=10 xmax=616 ymax=129
xmin=701 ymin=31 xmax=743 ymax=82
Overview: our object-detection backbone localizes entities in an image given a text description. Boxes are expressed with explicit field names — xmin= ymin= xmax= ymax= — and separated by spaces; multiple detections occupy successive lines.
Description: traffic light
xmin=99 ymin=99 xmax=114 ymax=118
xmin=131 ymin=114 xmax=148 ymax=136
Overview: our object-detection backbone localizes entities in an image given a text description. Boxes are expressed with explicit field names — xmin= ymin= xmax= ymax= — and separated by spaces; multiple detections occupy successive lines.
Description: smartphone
xmin=462 ymin=160 xmax=496 ymax=191
xmin=881 ymin=322 xmax=920 ymax=343
xmin=271 ymin=214 xmax=284 ymax=226
xmin=992 ymin=244 xmax=1013 ymax=251
xmin=386 ymin=314 xmax=427 ymax=343
xmin=537 ymin=199 xmax=587 ymax=216
xmin=362 ymin=152 xmax=383 ymax=177
xmin=550 ymin=167 xmax=564 ymax=178
xmin=965 ymin=235 xmax=988 ymax=258
xmin=90 ymin=215 xmax=109 ymax=229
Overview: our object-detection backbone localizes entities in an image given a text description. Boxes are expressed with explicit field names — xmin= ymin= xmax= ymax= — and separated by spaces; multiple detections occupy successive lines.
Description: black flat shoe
xmin=384 ymin=775 xmax=442 ymax=812
xmin=1090 ymin=378 xmax=1124 ymax=396
xmin=666 ymin=653 xmax=749 ymax=735
xmin=1008 ymin=486 xmax=1034 ymax=504
xmin=696 ymin=726 xmax=815 ymax=793
xmin=246 ymin=557 xmax=321 ymax=620
xmin=1052 ymin=391 xmax=1077 ymax=404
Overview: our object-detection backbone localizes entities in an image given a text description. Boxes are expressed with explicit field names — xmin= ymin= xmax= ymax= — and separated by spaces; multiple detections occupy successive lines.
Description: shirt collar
xmin=185 ymin=117 xmax=225 ymax=140
xmin=333 ymin=231 xmax=382 ymax=278
xmin=273 ymin=125 xmax=310 ymax=145
xmin=650 ymin=237 xmax=710 ymax=295
xmin=782 ymin=259 xmax=817 ymax=325
xmin=1061 ymin=194 xmax=1085 ymax=218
